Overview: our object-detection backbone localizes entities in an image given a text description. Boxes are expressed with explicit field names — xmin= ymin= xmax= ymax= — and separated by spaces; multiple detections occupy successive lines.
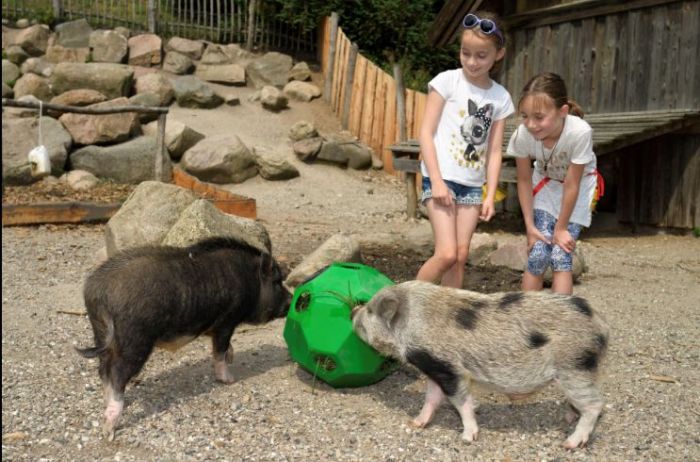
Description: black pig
xmin=76 ymin=237 xmax=291 ymax=440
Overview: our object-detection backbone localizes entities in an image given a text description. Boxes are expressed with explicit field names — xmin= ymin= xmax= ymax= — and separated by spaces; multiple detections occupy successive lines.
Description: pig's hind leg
xmin=558 ymin=371 xmax=604 ymax=449
xmin=446 ymin=382 xmax=479 ymax=442
xmin=211 ymin=328 xmax=236 ymax=383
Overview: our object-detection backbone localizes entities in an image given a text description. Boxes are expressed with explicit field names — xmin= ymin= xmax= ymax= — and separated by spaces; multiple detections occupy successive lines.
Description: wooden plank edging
xmin=2 ymin=202 xmax=122 ymax=226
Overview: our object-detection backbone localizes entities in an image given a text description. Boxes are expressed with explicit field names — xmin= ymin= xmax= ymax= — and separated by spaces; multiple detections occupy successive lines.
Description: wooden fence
xmin=319 ymin=17 xmax=427 ymax=174
xmin=0 ymin=0 xmax=316 ymax=54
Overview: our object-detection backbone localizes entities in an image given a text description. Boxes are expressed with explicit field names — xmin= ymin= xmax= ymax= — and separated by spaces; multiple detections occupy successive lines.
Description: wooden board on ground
xmin=2 ymin=202 xmax=122 ymax=226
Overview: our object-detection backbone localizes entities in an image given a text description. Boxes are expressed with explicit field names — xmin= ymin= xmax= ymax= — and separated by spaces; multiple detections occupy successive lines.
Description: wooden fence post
xmin=324 ymin=12 xmax=339 ymax=103
xmin=393 ymin=62 xmax=407 ymax=142
xmin=147 ymin=0 xmax=157 ymax=33
xmin=155 ymin=113 xmax=169 ymax=182
xmin=341 ymin=42 xmax=358 ymax=129
xmin=52 ymin=0 xmax=63 ymax=22
xmin=246 ymin=0 xmax=257 ymax=51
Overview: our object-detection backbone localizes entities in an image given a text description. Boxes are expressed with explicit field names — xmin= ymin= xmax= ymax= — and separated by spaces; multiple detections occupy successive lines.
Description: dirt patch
xmin=2 ymin=180 xmax=136 ymax=204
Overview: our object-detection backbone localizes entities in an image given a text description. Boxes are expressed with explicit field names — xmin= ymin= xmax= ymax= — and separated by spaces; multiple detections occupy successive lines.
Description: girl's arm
xmin=419 ymin=89 xmax=451 ymax=206
xmin=481 ymin=118 xmax=506 ymax=221
xmin=554 ymin=163 xmax=585 ymax=253
xmin=516 ymin=156 xmax=550 ymax=250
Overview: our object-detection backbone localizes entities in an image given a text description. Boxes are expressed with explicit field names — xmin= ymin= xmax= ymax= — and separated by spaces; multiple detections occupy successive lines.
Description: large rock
xmin=254 ymin=151 xmax=300 ymax=181
xmin=142 ymin=118 xmax=205 ymax=160
xmin=2 ymin=82 xmax=13 ymax=98
xmin=45 ymin=44 xmax=90 ymax=63
xmin=200 ymin=44 xmax=232 ymax=65
xmin=70 ymin=136 xmax=169 ymax=184
xmin=245 ymin=52 xmax=293 ymax=89
xmin=128 ymin=92 xmax=162 ymax=123
xmin=54 ymin=18 xmax=92 ymax=48
xmin=105 ymin=181 xmax=197 ymax=256
xmin=127 ymin=33 xmax=162 ymax=67
xmin=283 ymin=80 xmax=321 ymax=102
xmin=181 ymin=134 xmax=257 ymax=184
xmin=162 ymin=50 xmax=194 ymax=74
xmin=89 ymin=30 xmax=128 ymax=63
xmin=50 ymin=88 xmax=107 ymax=108
xmin=165 ymin=36 xmax=204 ymax=60
xmin=260 ymin=85 xmax=288 ymax=111
xmin=162 ymin=199 xmax=271 ymax=253
xmin=194 ymin=63 xmax=245 ymax=86
xmin=285 ymin=233 xmax=362 ymax=289
xmin=59 ymin=97 xmax=140 ymax=145
xmin=289 ymin=120 xmax=318 ymax=141
xmin=4 ymin=94 xmax=43 ymax=118
xmin=2 ymin=59 xmax=20 ymax=84
xmin=13 ymin=24 xmax=50 ymax=56
xmin=172 ymin=75 xmax=223 ymax=108
xmin=12 ymin=73 xmax=52 ymax=101
xmin=20 ymin=57 xmax=53 ymax=77
xmin=49 ymin=62 xmax=134 ymax=99
xmin=2 ymin=116 xmax=72 ymax=185
xmin=317 ymin=137 xmax=372 ymax=170
xmin=134 ymin=72 xmax=174 ymax=106
xmin=289 ymin=61 xmax=311 ymax=81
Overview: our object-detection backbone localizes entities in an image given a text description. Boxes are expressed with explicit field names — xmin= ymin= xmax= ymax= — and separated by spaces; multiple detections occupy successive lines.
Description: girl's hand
xmin=431 ymin=179 xmax=453 ymax=207
xmin=526 ymin=226 xmax=550 ymax=252
xmin=480 ymin=198 xmax=495 ymax=222
xmin=553 ymin=227 xmax=575 ymax=253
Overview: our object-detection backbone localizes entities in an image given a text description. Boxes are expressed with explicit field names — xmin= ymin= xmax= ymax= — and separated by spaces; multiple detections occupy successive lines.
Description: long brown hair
xmin=518 ymin=72 xmax=584 ymax=118
xmin=460 ymin=10 xmax=507 ymax=78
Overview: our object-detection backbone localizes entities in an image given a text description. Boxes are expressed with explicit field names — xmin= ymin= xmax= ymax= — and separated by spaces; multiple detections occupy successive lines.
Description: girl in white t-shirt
xmin=416 ymin=11 xmax=514 ymax=289
xmin=507 ymin=72 xmax=604 ymax=295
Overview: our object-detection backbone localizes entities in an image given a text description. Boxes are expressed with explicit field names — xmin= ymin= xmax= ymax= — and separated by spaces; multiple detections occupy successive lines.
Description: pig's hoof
xmin=461 ymin=428 xmax=478 ymax=443
xmin=102 ymin=424 xmax=116 ymax=442
xmin=563 ymin=435 xmax=588 ymax=450
xmin=215 ymin=372 xmax=236 ymax=384
xmin=409 ymin=418 xmax=429 ymax=429
xmin=225 ymin=346 xmax=234 ymax=364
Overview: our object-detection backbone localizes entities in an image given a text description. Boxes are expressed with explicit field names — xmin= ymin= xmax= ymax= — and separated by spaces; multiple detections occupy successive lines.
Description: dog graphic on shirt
xmin=460 ymin=100 xmax=493 ymax=164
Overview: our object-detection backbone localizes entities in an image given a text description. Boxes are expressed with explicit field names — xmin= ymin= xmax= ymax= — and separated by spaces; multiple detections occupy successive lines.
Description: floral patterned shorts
xmin=527 ymin=209 xmax=583 ymax=275
xmin=421 ymin=177 xmax=482 ymax=206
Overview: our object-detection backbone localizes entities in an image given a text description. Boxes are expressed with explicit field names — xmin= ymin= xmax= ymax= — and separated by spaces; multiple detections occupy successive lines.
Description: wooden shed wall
xmin=616 ymin=133 xmax=699 ymax=229
xmin=503 ymin=0 xmax=699 ymax=113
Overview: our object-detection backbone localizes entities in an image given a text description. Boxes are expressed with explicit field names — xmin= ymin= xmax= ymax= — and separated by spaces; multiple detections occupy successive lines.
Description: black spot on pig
xmin=528 ymin=331 xmax=549 ymax=348
xmin=595 ymin=333 xmax=608 ymax=350
xmin=569 ymin=296 xmax=592 ymax=317
xmin=498 ymin=292 xmax=524 ymax=310
xmin=576 ymin=349 xmax=599 ymax=371
xmin=406 ymin=349 xmax=458 ymax=396
xmin=456 ymin=308 xmax=479 ymax=330
xmin=470 ymin=300 xmax=487 ymax=310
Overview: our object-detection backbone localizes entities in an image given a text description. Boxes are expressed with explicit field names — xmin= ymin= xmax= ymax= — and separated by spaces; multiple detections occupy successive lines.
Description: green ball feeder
xmin=283 ymin=262 xmax=399 ymax=388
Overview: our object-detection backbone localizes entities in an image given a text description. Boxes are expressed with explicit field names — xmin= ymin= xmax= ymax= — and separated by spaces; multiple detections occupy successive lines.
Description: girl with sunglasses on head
xmin=507 ymin=72 xmax=604 ymax=295
xmin=415 ymin=11 xmax=514 ymax=290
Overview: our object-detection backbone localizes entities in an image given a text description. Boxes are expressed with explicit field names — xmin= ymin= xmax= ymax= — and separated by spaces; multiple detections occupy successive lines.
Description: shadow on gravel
xmin=121 ymin=344 xmax=288 ymax=426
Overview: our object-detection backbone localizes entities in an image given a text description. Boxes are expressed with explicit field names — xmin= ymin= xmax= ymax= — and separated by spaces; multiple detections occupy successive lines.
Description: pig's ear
xmin=372 ymin=292 xmax=403 ymax=330
xmin=259 ymin=252 xmax=274 ymax=277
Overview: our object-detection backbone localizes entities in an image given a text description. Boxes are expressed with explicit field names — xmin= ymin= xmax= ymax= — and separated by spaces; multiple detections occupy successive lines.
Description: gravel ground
xmin=3 ymin=75 xmax=700 ymax=461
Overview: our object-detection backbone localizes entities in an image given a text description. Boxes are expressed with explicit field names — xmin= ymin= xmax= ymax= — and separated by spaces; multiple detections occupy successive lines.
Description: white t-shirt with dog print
xmin=507 ymin=114 xmax=598 ymax=227
xmin=420 ymin=69 xmax=514 ymax=187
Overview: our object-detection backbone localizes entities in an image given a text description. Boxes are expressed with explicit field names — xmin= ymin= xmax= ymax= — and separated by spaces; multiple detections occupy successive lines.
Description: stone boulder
xmin=70 ymin=136 xmax=169 ymax=184
xmin=2 ymin=60 xmax=20 ymax=84
xmin=105 ymin=181 xmax=197 ymax=256
xmin=5 ymin=45 xmax=30 ymax=66
xmin=260 ymin=85 xmax=288 ymax=111
xmin=200 ymin=44 xmax=231 ymax=65
xmin=13 ymin=24 xmax=50 ymax=56
xmin=20 ymin=57 xmax=53 ymax=77
xmin=60 ymin=169 xmax=99 ymax=191
xmin=45 ymin=44 xmax=90 ymax=63
xmin=194 ymin=63 xmax=246 ymax=86
xmin=245 ymin=52 xmax=293 ymax=89
xmin=49 ymin=62 xmax=134 ymax=99
xmin=4 ymin=94 xmax=44 ymax=118
xmin=89 ymin=30 xmax=128 ymax=63
xmin=49 ymin=89 xmax=107 ymax=117
xmin=172 ymin=75 xmax=223 ymax=108
xmin=2 ymin=82 xmax=14 ymax=98
xmin=289 ymin=61 xmax=311 ymax=81
xmin=285 ymin=233 xmax=362 ymax=289
xmin=2 ymin=116 xmax=72 ymax=185
xmin=162 ymin=51 xmax=194 ymax=74
xmin=162 ymin=199 xmax=271 ymax=253
xmin=127 ymin=33 xmax=162 ymax=67
xmin=289 ymin=120 xmax=318 ymax=141
xmin=292 ymin=137 xmax=323 ymax=162
xmin=317 ymin=136 xmax=373 ymax=170
xmin=134 ymin=72 xmax=174 ymax=106
xmin=11 ymin=73 xmax=52 ymax=101
xmin=54 ymin=18 xmax=92 ymax=48
xmin=59 ymin=97 xmax=140 ymax=145
xmin=181 ymin=134 xmax=257 ymax=184
xmin=283 ymin=80 xmax=321 ymax=102
xmin=142 ymin=118 xmax=205 ymax=160
xmin=128 ymin=92 xmax=162 ymax=123
xmin=165 ymin=36 xmax=204 ymax=60
xmin=254 ymin=150 xmax=300 ymax=181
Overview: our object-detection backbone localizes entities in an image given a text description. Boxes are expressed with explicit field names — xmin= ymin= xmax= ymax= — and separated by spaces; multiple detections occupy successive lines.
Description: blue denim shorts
xmin=527 ymin=209 xmax=583 ymax=275
xmin=421 ymin=177 xmax=482 ymax=206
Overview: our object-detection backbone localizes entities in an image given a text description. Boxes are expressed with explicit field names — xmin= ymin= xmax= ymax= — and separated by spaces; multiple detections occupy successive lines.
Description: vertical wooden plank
xmin=341 ymin=43 xmax=359 ymax=129
xmin=333 ymin=31 xmax=348 ymax=114
xmin=412 ymin=92 xmax=427 ymax=140
xmin=680 ymin=1 xmax=700 ymax=110
xmin=359 ymin=62 xmax=378 ymax=144
xmin=404 ymin=89 xmax=416 ymax=140
xmin=370 ymin=70 xmax=387 ymax=161
xmin=323 ymin=12 xmax=339 ymax=103
xmin=349 ymin=55 xmax=367 ymax=138
xmin=383 ymin=71 xmax=397 ymax=173
xmin=647 ymin=4 xmax=668 ymax=110
xmin=319 ymin=16 xmax=330 ymax=74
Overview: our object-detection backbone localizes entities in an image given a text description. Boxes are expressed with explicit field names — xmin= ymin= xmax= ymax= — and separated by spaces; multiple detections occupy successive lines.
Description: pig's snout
xmin=351 ymin=305 xmax=362 ymax=320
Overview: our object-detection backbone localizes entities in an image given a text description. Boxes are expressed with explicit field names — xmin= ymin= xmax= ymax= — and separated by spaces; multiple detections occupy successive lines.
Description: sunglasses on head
xmin=462 ymin=13 xmax=505 ymax=46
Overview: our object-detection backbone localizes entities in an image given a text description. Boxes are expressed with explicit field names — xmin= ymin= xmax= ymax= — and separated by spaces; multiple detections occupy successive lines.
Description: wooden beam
xmin=2 ymin=202 xmax=122 ymax=226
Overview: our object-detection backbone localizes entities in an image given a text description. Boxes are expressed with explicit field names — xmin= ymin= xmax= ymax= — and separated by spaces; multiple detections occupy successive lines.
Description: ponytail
xmin=567 ymin=98 xmax=584 ymax=118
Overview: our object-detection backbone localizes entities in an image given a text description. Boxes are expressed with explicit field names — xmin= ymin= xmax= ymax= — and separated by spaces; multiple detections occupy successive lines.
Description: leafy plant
xmin=694 ymin=227 xmax=699 ymax=237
